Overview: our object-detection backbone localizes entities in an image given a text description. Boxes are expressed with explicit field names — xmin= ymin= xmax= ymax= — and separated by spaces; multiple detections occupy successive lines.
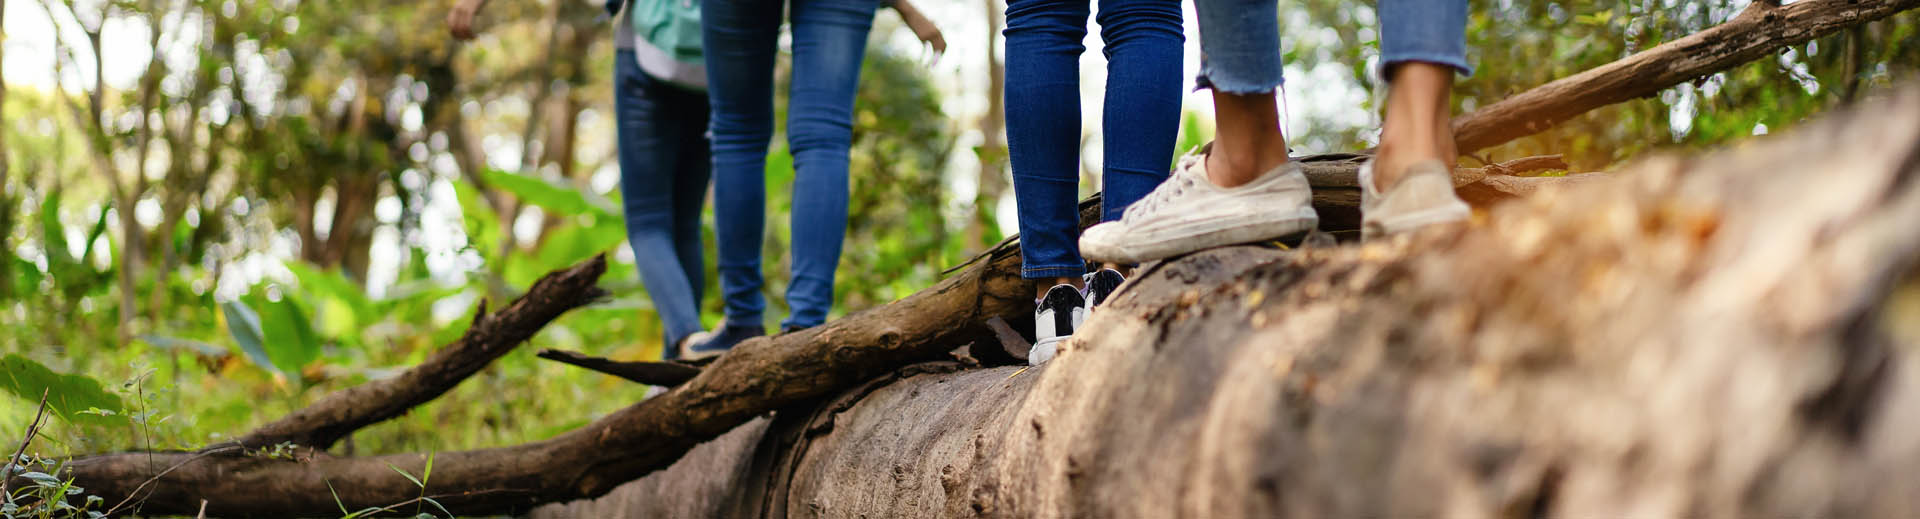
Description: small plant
xmin=2 ymin=456 xmax=105 ymax=519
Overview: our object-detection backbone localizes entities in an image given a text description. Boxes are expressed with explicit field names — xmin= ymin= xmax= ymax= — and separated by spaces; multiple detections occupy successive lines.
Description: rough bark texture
xmin=1451 ymin=0 xmax=1920 ymax=153
xmin=535 ymin=84 xmax=1920 ymax=518
xmin=233 ymin=255 xmax=611 ymax=450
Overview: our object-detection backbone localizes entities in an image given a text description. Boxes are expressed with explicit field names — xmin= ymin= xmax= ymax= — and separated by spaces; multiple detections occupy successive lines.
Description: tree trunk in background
xmin=970 ymin=0 xmax=1007 ymax=251
xmin=536 ymin=83 xmax=1920 ymax=518
xmin=0 ymin=0 xmax=10 ymax=299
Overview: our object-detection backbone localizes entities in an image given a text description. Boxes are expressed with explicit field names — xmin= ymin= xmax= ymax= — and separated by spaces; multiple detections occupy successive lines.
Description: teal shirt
xmin=632 ymin=0 xmax=703 ymax=64
xmin=617 ymin=0 xmax=706 ymax=89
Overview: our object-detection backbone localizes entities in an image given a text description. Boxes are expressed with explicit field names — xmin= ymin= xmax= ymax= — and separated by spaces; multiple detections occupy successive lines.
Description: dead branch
xmin=1451 ymin=0 xmax=1920 ymax=153
xmin=231 ymin=255 xmax=610 ymax=450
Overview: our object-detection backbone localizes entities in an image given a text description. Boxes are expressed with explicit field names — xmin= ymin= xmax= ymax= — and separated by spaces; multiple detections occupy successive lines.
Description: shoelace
xmin=1123 ymin=157 xmax=1204 ymax=221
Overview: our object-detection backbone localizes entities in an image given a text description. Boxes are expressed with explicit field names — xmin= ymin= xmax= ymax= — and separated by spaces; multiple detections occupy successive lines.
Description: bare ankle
xmin=1205 ymin=145 xmax=1288 ymax=189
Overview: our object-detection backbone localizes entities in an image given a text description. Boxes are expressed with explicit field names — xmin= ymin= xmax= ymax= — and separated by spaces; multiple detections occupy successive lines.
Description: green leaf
xmin=0 ymin=354 xmax=125 ymax=426
xmin=387 ymin=463 xmax=423 ymax=488
xmin=481 ymin=169 xmax=612 ymax=218
xmin=248 ymin=293 xmax=323 ymax=377
xmin=285 ymin=262 xmax=374 ymax=336
xmin=221 ymin=299 xmax=279 ymax=375
xmin=19 ymin=471 xmax=60 ymax=487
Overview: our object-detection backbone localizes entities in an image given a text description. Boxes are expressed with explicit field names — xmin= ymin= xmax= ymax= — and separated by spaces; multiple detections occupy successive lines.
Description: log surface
xmin=537 ymin=84 xmax=1920 ymax=518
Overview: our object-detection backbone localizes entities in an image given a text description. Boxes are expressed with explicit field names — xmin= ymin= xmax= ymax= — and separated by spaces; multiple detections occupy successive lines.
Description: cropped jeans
xmin=704 ymin=0 xmax=877 ymax=330
xmin=1005 ymin=0 xmax=1184 ymax=280
xmin=1194 ymin=0 xmax=1472 ymax=94
xmin=613 ymin=49 xmax=711 ymax=358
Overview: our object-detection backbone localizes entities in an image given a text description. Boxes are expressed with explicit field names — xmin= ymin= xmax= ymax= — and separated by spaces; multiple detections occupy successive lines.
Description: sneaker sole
xmin=680 ymin=346 xmax=725 ymax=362
xmin=1029 ymin=336 xmax=1066 ymax=365
xmin=1084 ymin=206 xmax=1320 ymax=264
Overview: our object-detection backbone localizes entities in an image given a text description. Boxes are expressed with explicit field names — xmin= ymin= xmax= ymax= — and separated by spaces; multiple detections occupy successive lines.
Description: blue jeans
xmin=614 ymin=50 xmax=711 ymax=358
xmin=703 ymin=0 xmax=877 ymax=329
xmin=1194 ymin=0 xmax=1471 ymax=93
xmin=1005 ymin=0 xmax=1184 ymax=280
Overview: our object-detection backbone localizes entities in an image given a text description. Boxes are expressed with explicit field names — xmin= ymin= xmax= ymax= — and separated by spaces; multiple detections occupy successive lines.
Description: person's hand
xmin=447 ymin=0 xmax=488 ymax=40
xmin=890 ymin=0 xmax=946 ymax=56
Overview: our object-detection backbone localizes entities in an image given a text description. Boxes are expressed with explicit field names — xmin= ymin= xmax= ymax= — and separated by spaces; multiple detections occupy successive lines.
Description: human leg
xmin=781 ymin=0 xmax=879 ymax=329
xmin=1372 ymin=0 xmax=1471 ymax=191
xmin=1093 ymin=0 xmax=1184 ymax=219
xmin=1078 ymin=0 xmax=1316 ymax=264
xmin=613 ymin=50 xmax=707 ymax=358
xmin=701 ymin=0 xmax=783 ymax=330
xmin=1004 ymin=0 xmax=1091 ymax=299
xmin=1358 ymin=0 xmax=1472 ymax=238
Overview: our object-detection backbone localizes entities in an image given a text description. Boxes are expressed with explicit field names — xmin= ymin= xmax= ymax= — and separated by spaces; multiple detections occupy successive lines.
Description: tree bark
xmin=537 ymin=81 xmax=1920 ymax=518
xmin=1451 ymin=0 xmax=1920 ymax=153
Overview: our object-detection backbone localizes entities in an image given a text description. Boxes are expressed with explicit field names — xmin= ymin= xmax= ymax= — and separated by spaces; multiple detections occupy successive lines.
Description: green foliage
xmin=482 ymin=169 xmax=616 ymax=219
xmin=0 ymin=355 xmax=123 ymax=427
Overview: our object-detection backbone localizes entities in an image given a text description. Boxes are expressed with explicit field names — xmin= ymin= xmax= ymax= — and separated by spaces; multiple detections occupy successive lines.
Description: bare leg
xmin=1035 ymin=277 xmax=1084 ymax=300
xmin=1372 ymin=62 xmax=1456 ymax=191
xmin=1205 ymin=90 xmax=1291 ymax=188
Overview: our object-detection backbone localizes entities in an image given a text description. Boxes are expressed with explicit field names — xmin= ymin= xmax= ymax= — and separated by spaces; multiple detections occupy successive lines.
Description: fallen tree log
xmin=536 ymin=83 xmax=1920 ymax=517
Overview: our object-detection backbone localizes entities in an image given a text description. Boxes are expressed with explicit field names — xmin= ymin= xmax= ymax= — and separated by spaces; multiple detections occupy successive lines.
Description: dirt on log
xmin=536 ymin=85 xmax=1920 ymax=517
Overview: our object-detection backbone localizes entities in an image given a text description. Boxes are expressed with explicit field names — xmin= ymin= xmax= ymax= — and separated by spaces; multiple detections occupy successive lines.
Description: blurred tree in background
xmin=0 ymin=0 xmax=1914 ymax=463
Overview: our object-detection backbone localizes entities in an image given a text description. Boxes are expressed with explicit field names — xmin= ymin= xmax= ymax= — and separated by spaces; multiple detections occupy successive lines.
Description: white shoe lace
xmin=1123 ymin=155 xmax=1206 ymax=222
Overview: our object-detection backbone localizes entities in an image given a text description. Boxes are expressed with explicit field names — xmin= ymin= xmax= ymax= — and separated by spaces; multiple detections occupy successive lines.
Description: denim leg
xmin=1003 ymin=0 xmax=1089 ymax=280
xmin=782 ymin=0 xmax=877 ymax=329
xmin=669 ymin=80 xmax=712 ymax=333
xmin=703 ymin=0 xmax=783 ymax=327
xmin=1095 ymin=0 xmax=1183 ymax=222
xmin=1191 ymin=0 xmax=1283 ymax=94
xmin=614 ymin=50 xmax=709 ymax=354
xmin=1379 ymin=0 xmax=1473 ymax=77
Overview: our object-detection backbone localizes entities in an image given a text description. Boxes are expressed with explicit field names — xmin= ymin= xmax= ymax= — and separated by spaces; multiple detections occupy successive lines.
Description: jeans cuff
xmin=723 ymin=313 xmax=763 ymax=329
xmin=1379 ymin=54 xmax=1474 ymax=79
xmin=1023 ymin=265 xmax=1086 ymax=279
xmin=1194 ymin=67 xmax=1284 ymax=94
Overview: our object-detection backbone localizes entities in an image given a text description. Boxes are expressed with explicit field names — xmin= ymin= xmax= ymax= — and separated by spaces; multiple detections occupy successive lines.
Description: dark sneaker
xmin=680 ymin=323 xmax=766 ymax=361
xmin=780 ymin=324 xmax=813 ymax=335
xmin=1031 ymin=284 xmax=1086 ymax=366
xmin=1082 ymin=268 xmax=1126 ymax=308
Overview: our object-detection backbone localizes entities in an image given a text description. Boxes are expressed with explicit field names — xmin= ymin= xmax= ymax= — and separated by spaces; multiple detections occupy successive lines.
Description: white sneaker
xmin=1358 ymin=159 xmax=1470 ymax=240
xmin=1030 ymin=284 xmax=1086 ymax=366
xmin=1080 ymin=153 xmax=1318 ymax=264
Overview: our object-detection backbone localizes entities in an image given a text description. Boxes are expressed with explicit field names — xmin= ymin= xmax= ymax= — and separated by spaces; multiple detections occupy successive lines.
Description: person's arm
xmin=888 ymin=0 xmax=946 ymax=55
xmin=447 ymin=0 xmax=490 ymax=40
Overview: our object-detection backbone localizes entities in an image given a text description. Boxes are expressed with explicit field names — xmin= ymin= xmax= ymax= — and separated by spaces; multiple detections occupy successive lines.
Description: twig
xmin=534 ymin=349 xmax=702 ymax=387
xmin=104 ymin=444 xmax=245 ymax=516
xmin=2 ymin=389 xmax=51 ymax=499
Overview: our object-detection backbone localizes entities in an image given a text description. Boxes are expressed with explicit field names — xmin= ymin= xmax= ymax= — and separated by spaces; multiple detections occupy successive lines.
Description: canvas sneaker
xmin=1082 ymin=268 xmax=1126 ymax=308
xmin=1030 ymin=284 xmax=1086 ymax=366
xmin=1358 ymin=159 xmax=1470 ymax=240
xmin=1080 ymin=153 xmax=1319 ymax=264
xmin=681 ymin=323 xmax=766 ymax=361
